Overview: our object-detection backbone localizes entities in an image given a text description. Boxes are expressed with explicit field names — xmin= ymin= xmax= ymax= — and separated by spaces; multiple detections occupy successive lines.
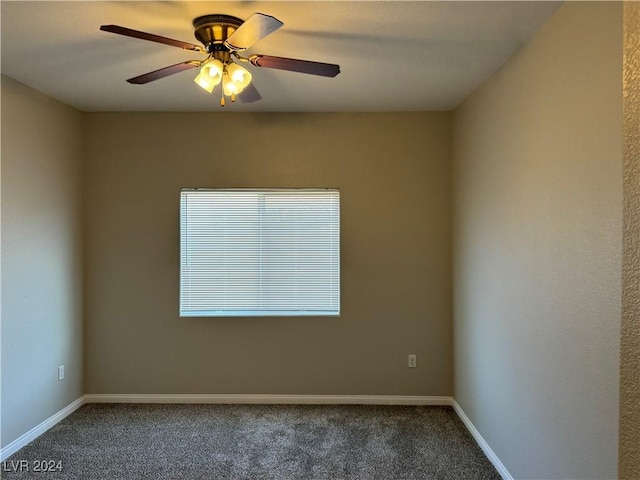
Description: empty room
xmin=1 ymin=1 xmax=638 ymax=479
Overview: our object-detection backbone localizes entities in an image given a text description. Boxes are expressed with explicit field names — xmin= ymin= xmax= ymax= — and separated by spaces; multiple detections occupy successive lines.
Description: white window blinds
xmin=180 ymin=188 xmax=340 ymax=317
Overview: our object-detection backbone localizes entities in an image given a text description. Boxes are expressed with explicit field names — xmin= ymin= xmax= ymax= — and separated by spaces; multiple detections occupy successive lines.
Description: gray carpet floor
xmin=2 ymin=404 xmax=501 ymax=480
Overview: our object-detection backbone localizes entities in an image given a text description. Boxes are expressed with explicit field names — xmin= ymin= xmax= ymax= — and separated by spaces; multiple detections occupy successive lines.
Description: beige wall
xmin=82 ymin=112 xmax=453 ymax=396
xmin=1 ymin=76 xmax=84 ymax=447
xmin=452 ymin=3 xmax=622 ymax=479
xmin=620 ymin=2 xmax=640 ymax=478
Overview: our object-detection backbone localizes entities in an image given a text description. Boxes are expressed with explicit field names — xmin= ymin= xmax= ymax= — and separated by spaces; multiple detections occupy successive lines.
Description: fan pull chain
xmin=220 ymin=89 xmax=225 ymax=107
xmin=231 ymin=93 xmax=236 ymax=103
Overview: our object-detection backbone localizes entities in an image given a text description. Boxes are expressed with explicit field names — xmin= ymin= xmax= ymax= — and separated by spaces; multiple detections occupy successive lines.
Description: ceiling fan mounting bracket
xmin=193 ymin=14 xmax=243 ymax=54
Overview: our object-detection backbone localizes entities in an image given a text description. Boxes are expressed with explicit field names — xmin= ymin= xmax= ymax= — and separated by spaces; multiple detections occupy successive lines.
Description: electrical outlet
xmin=58 ymin=365 xmax=65 ymax=381
xmin=408 ymin=355 xmax=417 ymax=368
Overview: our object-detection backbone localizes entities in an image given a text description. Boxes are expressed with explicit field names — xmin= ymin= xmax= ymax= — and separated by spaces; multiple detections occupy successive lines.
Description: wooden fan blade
xmin=100 ymin=25 xmax=204 ymax=52
xmin=224 ymin=13 xmax=283 ymax=51
xmin=238 ymin=83 xmax=262 ymax=103
xmin=127 ymin=61 xmax=201 ymax=84
xmin=249 ymin=55 xmax=340 ymax=77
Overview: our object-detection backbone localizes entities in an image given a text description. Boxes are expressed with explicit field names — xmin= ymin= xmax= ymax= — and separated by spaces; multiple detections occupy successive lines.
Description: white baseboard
xmin=451 ymin=400 xmax=514 ymax=480
xmin=84 ymin=394 xmax=454 ymax=406
xmin=0 ymin=396 xmax=85 ymax=462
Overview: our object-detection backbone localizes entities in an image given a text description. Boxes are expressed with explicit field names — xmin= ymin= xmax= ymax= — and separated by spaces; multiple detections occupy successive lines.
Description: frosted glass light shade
xmin=227 ymin=62 xmax=252 ymax=91
xmin=194 ymin=59 xmax=223 ymax=93
xmin=222 ymin=73 xmax=238 ymax=96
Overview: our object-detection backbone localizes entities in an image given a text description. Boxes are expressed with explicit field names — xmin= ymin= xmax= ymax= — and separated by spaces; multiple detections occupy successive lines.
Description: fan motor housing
xmin=193 ymin=14 xmax=243 ymax=53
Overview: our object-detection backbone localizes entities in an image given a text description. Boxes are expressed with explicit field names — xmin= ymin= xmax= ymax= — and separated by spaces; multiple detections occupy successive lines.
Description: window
xmin=180 ymin=188 xmax=340 ymax=317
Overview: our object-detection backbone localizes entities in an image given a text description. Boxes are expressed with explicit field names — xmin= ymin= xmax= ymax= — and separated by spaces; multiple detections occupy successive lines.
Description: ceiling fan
xmin=100 ymin=13 xmax=341 ymax=106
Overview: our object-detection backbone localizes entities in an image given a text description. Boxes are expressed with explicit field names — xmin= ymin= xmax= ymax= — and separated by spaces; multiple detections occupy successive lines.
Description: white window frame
xmin=180 ymin=188 xmax=340 ymax=317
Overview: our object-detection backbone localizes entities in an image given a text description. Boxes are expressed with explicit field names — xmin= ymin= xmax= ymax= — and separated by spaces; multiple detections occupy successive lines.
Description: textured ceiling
xmin=0 ymin=1 xmax=561 ymax=112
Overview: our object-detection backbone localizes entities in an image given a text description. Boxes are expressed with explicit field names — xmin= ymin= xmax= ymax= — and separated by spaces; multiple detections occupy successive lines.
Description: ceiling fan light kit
xmin=100 ymin=12 xmax=340 ymax=106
